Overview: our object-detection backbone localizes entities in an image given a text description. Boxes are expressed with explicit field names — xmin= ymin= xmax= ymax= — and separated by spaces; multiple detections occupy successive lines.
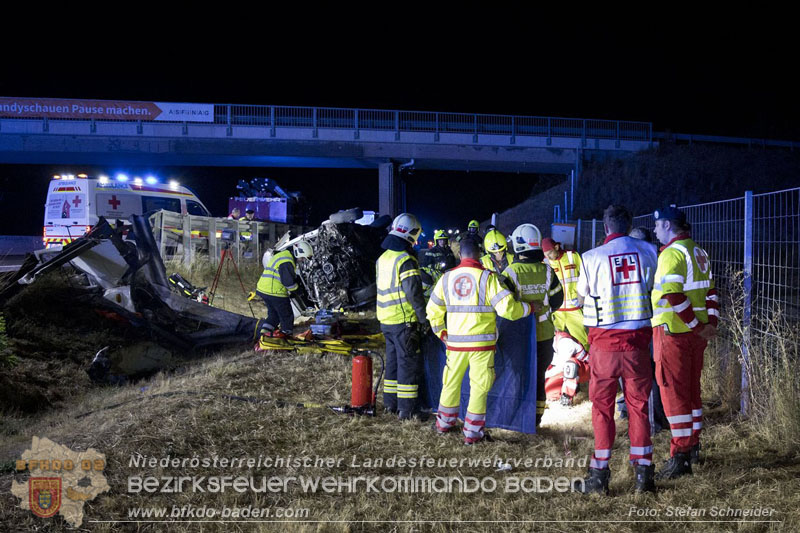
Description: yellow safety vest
xmin=479 ymin=252 xmax=515 ymax=273
xmin=502 ymin=261 xmax=554 ymax=341
xmin=547 ymin=251 xmax=582 ymax=310
xmin=257 ymin=250 xmax=297 ymax=297
xmin=376 ymin=249 xmax=421 ymax=325
xmin=651 ymin=238 xmax=714 ymax=333
xmin=426 ymin=266 xmax=530 ymax=351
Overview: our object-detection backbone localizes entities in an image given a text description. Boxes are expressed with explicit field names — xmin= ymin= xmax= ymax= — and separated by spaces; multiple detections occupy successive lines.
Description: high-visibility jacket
xmin=376 ymin=249 xmax=423 ymax=325
xmin=547 ymin=251 xmax=582 ymax=311
xmin=480 ymin=252 xmax=515 ymax=274
xmin=257 ymin=249 xmax=298 ymax=297
xmin=426 ymin=260 xmax=531 ymax=351
xmin=651 ymin=237 xmax=714 ymax=333
xmin=503 ymin=261 xmax=555 ymax=341
xmin=579 ymin=236 xmax=657 ymax=328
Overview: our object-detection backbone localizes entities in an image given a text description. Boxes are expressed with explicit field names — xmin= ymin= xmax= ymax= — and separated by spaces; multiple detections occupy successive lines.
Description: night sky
xmin=1 ymin=23 xmax=796 ymax=235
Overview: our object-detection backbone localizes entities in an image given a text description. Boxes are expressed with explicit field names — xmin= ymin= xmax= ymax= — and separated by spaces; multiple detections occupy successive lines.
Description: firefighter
xmin=542 ymin=237 xmax=589 ymax=351
xmin=256 ymin=240 xmax=313 ymax=337
xmin=480 ymin=229 xmax=515 ymax=274
xmin=651 ymin=206 xmax=718 ymax=479
xmin=376 ymin=213 xmax=430 ymax=421
xmin=457 ymin=219 xmax=484 ymax=254
xmin=502 ymin=223 xmax=563 ymax=427
xmin=573 ymin=205 xmax=658 ymax=494
xmin=544 ymin=329 xmax=590 ymax=406
xmin=243 ymin=206 xmax=257 ymax=221
xmin=421 ymin=229 xmax=457 ymax=296
xmin=428 ymin=239 xmax=533 ymax=444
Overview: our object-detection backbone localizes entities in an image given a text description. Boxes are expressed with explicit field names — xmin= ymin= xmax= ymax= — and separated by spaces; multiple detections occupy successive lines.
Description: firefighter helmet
xmin=433 ymin=229 xmax=448 ymax=243
xmin=510 ymin=224 xmax=542 ymax=253
xmin=483 ymin=229 xmax=507 ymax=253
xmin=389 ymin=213 xmax=422 ymax=245
xmin=292 ymin=240 xmax=313 ymax=259
xmin=468 ymin=219 xmax=480 ymax=230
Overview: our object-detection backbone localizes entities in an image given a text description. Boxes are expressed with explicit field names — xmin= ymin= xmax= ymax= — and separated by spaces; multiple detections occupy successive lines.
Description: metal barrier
xmin=149 ymin=210 xmax=308 ymax=266
xmin=2 ymin=97 xmax=652 ymax=142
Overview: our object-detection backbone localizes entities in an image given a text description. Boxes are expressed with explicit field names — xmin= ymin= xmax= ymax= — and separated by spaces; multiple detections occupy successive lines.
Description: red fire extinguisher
xmin=351 ymin=354 xmax=374 ymax=409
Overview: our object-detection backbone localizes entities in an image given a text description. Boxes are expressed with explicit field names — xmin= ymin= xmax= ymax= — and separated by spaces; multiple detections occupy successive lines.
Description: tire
xmin=329 ymin=208 xmax=363 ymax=224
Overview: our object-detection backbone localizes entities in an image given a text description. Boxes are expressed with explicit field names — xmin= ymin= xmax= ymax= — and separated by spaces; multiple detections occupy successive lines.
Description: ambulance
xmin=43 ymin=173 xmax=211 ymax=247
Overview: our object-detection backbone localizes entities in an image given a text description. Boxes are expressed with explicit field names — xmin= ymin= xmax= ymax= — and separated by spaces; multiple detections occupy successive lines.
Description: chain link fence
xmin=569 ymin=187 xmax=800 ymax=413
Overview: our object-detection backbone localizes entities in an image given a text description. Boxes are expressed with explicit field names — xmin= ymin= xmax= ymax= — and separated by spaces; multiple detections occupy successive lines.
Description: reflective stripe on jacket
xmin=651 ymin=238 xmax=714 ymax=333
xmin=548 ymin=251 xmax=582 ymax=310
xmin=503 ymin=261 xmax=555 ymax=340
xmin=376 ymin=249 xmax=421 ymax=325
xmin=426 ymin=263 xmax=531 ymax=351
xmin=579 ymin=236 xmax=658 ymax=328
xmin=256 ymin=249 xmax=297 ymax=297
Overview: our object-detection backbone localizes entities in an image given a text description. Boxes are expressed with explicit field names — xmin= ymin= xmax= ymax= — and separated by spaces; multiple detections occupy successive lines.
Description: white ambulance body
xmin=43 ymin=175 xmax=211 ymax=247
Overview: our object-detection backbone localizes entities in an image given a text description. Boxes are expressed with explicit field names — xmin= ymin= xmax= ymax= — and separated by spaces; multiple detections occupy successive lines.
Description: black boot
xmin=634 ymin=464 xmax=656 ymax=493
xmin=560 ymin=394 xmax=573 ymax=407
xmin=574 ymin=467 xmax=610 ymax=495
xmin=656 ymin=452 xmax=692 ymax=480
xmin=690 ymin=443 xmax=703 ymax=465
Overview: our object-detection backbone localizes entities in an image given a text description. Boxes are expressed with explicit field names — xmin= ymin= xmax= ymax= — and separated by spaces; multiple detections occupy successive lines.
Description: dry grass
xmin=2 ymin=341 xmax=799 ymax=532
xmin=2 ymin=264 xmax=799 ymax=531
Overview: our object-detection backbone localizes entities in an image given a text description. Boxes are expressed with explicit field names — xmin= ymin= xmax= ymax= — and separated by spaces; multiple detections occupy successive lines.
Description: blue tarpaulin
xmin=421 ymin=315 xmax=539 ymax=434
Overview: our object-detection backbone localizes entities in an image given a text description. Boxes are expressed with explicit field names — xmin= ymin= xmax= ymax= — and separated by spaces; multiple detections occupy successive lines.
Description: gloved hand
xmin=531 ymin=301 xmax=544 ymax=314
xmin=439 ymin=330 xmax=448 ymax=343
xmin=696 ymin=324 xmax=717 ymax=340
xmin=418 ymin=321 xmax=432 ymax=337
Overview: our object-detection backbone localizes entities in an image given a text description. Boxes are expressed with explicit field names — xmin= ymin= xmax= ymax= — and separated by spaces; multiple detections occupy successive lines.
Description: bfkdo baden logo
xmin=29 ymin=477 xmax=62 ymax=518
xmin=11 ymin=436 xmax=110 ymax=527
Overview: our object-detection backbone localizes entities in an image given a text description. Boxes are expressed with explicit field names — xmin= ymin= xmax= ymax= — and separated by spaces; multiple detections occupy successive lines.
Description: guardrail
xmin=2 ymin=97 xmax=653 ymax=143
xmin=149 ymin=211 xmax=309 ymax=266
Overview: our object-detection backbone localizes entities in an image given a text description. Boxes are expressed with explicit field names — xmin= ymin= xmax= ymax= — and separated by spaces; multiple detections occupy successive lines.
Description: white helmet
xmin=510 ymin=224 xmax=542 ymax=253
xmin=389 ymin=213 xmax=422 ymax=245
xmin=292 ymin=240 xmax=313 ymax=259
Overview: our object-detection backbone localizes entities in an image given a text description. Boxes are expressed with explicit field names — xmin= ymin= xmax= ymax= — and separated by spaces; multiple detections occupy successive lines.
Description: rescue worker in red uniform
xmin=651 ymin=206 xmax=718 ymax=479
xmin=376 ymin=213 xmax=430 ymax=421
xmin=427 ymin=239 xmax=533 ymax=444
xmin=574 ymin=205 xmax=659 ymax=494
xmin=544 ymin=329 xmax=590 ymax=406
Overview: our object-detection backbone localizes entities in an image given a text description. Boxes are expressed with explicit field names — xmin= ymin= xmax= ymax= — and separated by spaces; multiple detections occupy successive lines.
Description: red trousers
xmin=653 ymin=326 xmax=706 ymax=456
xmin=544 ymin=358 xmax=590 ymax=400
xmin=589 ymin=347 xmax=653 ymax=468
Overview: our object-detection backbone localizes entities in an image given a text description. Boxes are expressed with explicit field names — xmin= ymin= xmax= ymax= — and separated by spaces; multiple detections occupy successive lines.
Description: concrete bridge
xmin=0 ymin=97 xmax=655 ymax=216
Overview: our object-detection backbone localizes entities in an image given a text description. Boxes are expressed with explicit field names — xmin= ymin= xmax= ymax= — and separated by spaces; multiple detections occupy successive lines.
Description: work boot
xmin=432 ymin=422 xmax=455 ymax=436
xmin=574 ymin=467 xmax=610 ymax=495
xmin=634 ymin=464 xmax=656 ymax=493
xmin=656 ymin=453 xmax=692 ymax=480
xmin=398 ymin=409 xmax=430 ymax=422
xmin=560 ymin=394 xmax=573 ymax=407
xmin=690 ymin=443 xmax=703 ymax=465
xmin=464 ymin=431 xmax=493 ymax=446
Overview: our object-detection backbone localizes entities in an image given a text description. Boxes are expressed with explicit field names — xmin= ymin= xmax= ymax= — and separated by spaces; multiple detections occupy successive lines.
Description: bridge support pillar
xmin=379 ymin=162 xmax=401 ymax=218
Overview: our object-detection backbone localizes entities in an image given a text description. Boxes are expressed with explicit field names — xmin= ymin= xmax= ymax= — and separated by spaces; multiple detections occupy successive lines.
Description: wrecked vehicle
xmin=1 ymin=215 xmax=261 ymax=365
xmin=271 ymin=208 xmax=391 ymax=311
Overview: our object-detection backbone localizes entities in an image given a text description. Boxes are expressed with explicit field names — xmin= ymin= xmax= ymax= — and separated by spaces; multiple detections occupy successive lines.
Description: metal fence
xmin=570 ymin=187 xmax=800 ymax=413
xmin=2 ymin=97 xmax=652 ymax=142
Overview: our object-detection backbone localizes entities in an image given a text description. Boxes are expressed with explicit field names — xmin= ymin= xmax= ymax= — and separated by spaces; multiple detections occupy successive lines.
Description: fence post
xmin=208 ymin=218 xmax=217 ymax=265
xmin=576 ymin=219 xmax=582 ymax=252
xmin=182 ymin=215 xmax=192 ymax=267
xmin=591 ymin=219 xmax=597 ymax=248
xmin=741 ymin=190 xmax=754 ymax=415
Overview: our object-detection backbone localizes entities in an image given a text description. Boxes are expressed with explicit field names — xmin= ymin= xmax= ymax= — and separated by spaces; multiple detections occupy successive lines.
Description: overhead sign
xmin=0 ymin=97 xmax=214 ymax=122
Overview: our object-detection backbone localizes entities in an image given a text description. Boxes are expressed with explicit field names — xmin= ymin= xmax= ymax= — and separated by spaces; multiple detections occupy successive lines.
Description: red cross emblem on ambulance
xmin=609 ymin=253 xmax=641 ymax=286
xmin=453 ymin=275 xmax=475 ymax=298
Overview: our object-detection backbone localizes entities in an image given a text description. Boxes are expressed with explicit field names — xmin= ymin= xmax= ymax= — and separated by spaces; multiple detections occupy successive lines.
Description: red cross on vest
xmin=108 ymin=195 xmax=121 ymax=209
xmin=72 ymin=196 xmax=82 ymax=208
xmin=453 ymin=275 xmax=474 ymax=297
xmin=616 ymin=258 xmax=636 ymax=279
xmin=694 ymin=247 xmax=709 ymax=273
